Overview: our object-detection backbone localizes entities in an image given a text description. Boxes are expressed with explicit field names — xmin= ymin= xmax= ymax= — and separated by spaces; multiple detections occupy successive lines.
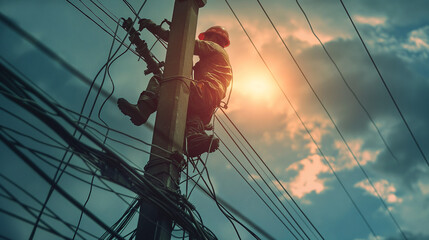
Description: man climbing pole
xmin=117 ymin=19 xmax=233 ymax=158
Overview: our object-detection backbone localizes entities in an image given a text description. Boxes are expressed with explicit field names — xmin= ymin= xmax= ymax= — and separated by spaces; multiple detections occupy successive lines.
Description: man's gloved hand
xmin=138 ymin=18 xmax=155 ymax=31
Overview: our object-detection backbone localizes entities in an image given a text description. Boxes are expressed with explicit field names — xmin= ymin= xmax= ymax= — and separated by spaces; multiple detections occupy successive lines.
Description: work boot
xmin=186 ymin=133 xmax=220 ymax=158
xmin=117 ymin=92 xmax=157 ymax=126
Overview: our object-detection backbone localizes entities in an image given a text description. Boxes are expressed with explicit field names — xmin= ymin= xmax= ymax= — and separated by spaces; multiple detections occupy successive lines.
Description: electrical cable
xmin=72 ymin=175 xmax=96 ymax=239
xmin=215 ymin=136 xmax=299 ymax=239
xmin=30 ymin=2 xmax=148 ymax=235
xmin=293 ymin=1 xmax=407 ymax=239
xmin=220 ymin=108 xmax=325 ymax=238
xmin=224 ymin=0 xmax=378 ymax=237
xmin=64 ymin=0 xmax=142 ymax=58
xmin=0 ymin=64 xmax=217 ymax=239
xmin=77 ymin=0 xmax=115 ymax=34
xmin=0 ymin=207 xmax=71 ymax=240
xmin=88 ymin=0 xmax=119 ymax=22
xmin=215 ymin=120 xmax=308 ymax=239
xmin=339 ymin=0 xmax=428 ymax=169
xmin=71 ymin=19 xmax=126 ymax=237
xmin=0 ymin=132 xmax=127 ymax=240
xmin=0 ymin=184 xmax=71 ymax=239
xmin=216 ymin=113 xmax=320 ymax=240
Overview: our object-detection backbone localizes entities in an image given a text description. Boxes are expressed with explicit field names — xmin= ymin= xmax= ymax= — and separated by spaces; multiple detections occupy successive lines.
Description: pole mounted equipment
xmin=121 ymin=17 xmax=164 ymax=75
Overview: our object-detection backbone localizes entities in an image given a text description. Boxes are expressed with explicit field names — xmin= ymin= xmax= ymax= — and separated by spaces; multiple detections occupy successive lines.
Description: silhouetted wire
xmin=220 ymin=109 xmax=326 ymax=239
xmin=72 ymin=19 xmax=124 ymax=236
xmin=0 ymin=190 xmax=98 ymax=239
xmin=32 ymin=1 xmax=149 ymax=236
xmin=1 ymin=94 xmax=148 ymax=203
xmin=294 ymin=1 xmax=407 ymax=239
xmin=339 ymin=0 xmax=428 ymax=169
xmin=0 ymin=132 xmax=126 ymax=240
xmin=224 ymin=0 xmax=378 ymax=237
xmin=0 ymin=57 xmax=169 ymax=168
xmin=193 ymin=177 xmax=276 ymax=240
xmin=73 ymin=174 xmax=96 ymax=239
xmin=215 ymin=117 xmax=307 ymax=240
xmin=78 ymin=0 xmax=115 ymax=33
xmin=11 ymin=144 xmax=138 ymax=200
xmin=0 ymin=208 xmax=70 ymax=240
xmin=202 ymin=156 xmax=267 ymax=240
xmin=0 ymin=62 xmax=131 ymax=239
xmin=185 ymin=113 xmax=218 ymax=199
xmin=56 ymin=105 xmax=175 ymax=155
xmin=30 ymin=17 xmax=121 ymax=238
xmin=217 ymin=145 xmax=298 ymax=239
xmin=0 ymin=120 xmax=141 ymax=202
xmin=88 ymin=0 xmax=119 ymax=22
xmin=0 ymin=116 xmax=207 ymax=240
xmin=99 ymin=199 xmax=139 ymax=240
xmin=186 ymin=158 xmax=245 ymax=240
xmin=0 ymin=183 xmax=70 ymax=239
xmin=123 ymin=0 xmax=139 ymax=17
xmin=0 ymin=124 xmax=67 ymax=151
xmin=293 ymin=1 xmax=399 ymax=163
xmin=0 ymin=177 xmax=98 ymax=239
xmin=216 ymin=113 xmax=320 ymax=240
xmin=1 ymin=64 xmax=216 ymax=239
xmin=65 ymin=0 xmax=141 ymax=58
xmin=0 ymin=15 xmax=116 ymax=102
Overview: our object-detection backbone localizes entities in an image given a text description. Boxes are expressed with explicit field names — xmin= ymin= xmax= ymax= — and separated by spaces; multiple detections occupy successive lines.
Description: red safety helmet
xmin=198 ymin=26 xmax=230 ymax=47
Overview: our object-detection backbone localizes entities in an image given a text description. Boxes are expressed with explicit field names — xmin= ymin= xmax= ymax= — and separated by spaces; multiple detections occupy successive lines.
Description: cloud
xmin=417 ymin=181 xmax=429 ymax=195
xmin=283 ymin=154 xmax=330 ymax=199
xmin=354 ymin=234 xmax=385 ymax=240
xmin=386 ymin=231 xmax=429 ymax=240
xmin=354 ymin=15 xmax=387 ymax=26
xmin=333 ymin=139 xmax=380 ymax=171
xmin=355 ymin=179 xmax=403 ymax=204
xmin=401 ymin=26 xmax=429 ymax=60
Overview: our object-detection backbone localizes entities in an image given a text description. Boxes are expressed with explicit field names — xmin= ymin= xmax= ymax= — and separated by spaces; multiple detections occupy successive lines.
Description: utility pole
xmin=136 ymin=0 xmax=206 ymax=239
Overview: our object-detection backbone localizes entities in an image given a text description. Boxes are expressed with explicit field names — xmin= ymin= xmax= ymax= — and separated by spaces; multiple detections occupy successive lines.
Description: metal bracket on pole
xmin=121 ymin=17 xmax=164 ymax=75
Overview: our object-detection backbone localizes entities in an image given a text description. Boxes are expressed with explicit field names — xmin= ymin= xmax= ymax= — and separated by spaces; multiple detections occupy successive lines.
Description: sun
xmin=237 ymin=73 xmax=277 ymax=102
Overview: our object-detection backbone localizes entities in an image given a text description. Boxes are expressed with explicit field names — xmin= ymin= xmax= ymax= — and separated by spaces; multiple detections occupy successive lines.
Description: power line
xmin=293 ymin=1 xmax=399 ymax=163
xmin=0 ymin=12 xmax=115 ymax=103
xmin=0 ymin=61 xmax=217 ymax=239
xmin=293 ymin=1 xmax=408 ymax=239
xmin=0 ymin=132 xmax=127 ymax=240
xmin=216 ymin=116 xmax=311 ymax=239
xmin=254 ymin=0 xmax=406 ymax=239
xmin=339 ymin=0 xmax=428 ymax=168
xmin=215 ymin=135 xmax=301 ymax=239
xmin=224 ymin=0 xmax=378 ymax=237
xmin=219 ymin=108 xmax=324 ymax=240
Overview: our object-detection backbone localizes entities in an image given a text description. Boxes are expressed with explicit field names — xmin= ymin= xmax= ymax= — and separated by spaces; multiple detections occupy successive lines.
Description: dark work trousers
xmin=186 ymin=80 xmax=220 ymax=137
xmin=139 ymin=75 xmax=220 ymax=138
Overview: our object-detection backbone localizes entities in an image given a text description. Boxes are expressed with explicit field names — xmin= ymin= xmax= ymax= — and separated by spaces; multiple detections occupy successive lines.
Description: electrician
xmin=117 ymin=19 xmax=232 ymax=158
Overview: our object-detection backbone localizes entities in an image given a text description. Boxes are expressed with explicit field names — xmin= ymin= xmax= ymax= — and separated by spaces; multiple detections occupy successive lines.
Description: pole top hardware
xmin=121 ymin=17 xmax=163 ymax=76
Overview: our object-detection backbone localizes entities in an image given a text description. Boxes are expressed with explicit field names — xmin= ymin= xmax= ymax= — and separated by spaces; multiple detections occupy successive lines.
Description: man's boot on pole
xmin=117 ymin=75 xmax=160 ymax=126
xmin=185 ymin=115 xmax=219 ymax=158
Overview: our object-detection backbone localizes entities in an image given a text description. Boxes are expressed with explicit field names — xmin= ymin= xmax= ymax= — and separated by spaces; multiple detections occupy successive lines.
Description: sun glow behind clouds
xmin=236 ymin=72 xmax=277 ymax=102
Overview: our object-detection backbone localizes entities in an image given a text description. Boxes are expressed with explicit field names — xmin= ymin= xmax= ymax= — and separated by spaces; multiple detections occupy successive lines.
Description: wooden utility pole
xmin=136 ymin=0 xmax=206 ymax=239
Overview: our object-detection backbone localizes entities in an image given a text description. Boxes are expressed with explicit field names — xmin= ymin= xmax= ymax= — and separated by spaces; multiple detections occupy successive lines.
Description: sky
xmin=0 ymin=0 xmax=429 ymax=239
